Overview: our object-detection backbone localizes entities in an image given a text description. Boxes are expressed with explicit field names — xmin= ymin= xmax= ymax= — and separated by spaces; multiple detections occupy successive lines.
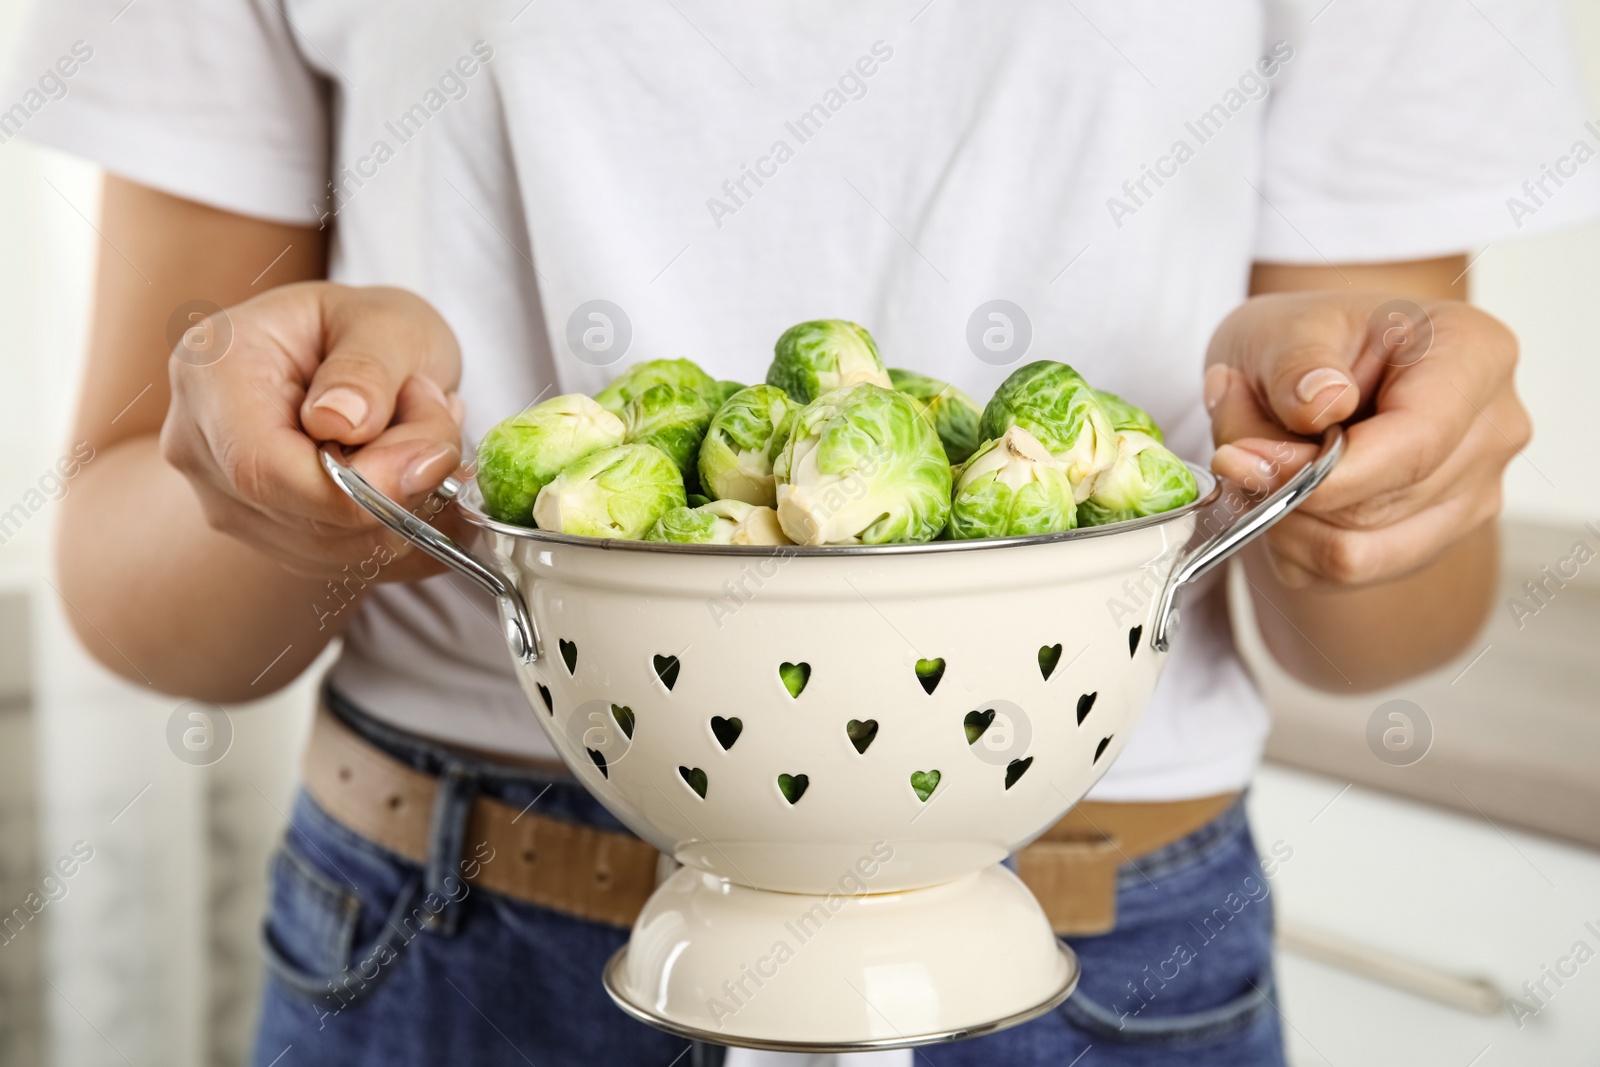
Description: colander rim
xmin=459 ymin=464 xmax=1221 ymax=557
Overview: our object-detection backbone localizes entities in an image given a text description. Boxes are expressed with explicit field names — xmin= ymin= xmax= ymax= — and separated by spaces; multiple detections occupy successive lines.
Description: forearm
xmin=1242 ymin=521 xmax=1496 ymax=691
xmin=56 ymin=435 xmax=352 ymax=701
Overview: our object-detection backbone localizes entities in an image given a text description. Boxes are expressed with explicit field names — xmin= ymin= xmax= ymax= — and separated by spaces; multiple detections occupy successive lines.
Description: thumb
xmin=300 ymin=286 xmax=462 ymax=444
xmin=1253 ymin=340 xmax=1361 ymax=436
xmin=1213 ymin=294 xmax=1367 ymax=437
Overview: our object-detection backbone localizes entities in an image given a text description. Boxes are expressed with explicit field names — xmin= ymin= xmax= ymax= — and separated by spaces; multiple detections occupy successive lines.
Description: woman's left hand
xmin=1204 ymin=290 xmax=1528 ymax=588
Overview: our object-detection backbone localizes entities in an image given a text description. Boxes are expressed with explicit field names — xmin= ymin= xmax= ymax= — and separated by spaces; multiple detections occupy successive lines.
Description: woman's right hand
xmin=160 ymin=281 xmax=466 ymax=582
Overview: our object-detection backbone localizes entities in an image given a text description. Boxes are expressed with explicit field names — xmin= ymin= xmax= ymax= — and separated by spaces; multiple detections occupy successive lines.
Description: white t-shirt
xmin=10 ymin=0 xmax=1597 ymax=813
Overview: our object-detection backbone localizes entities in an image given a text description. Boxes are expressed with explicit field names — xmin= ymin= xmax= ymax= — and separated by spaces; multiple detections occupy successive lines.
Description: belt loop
xmin=423 ymin=762 xmax=478 ymax=937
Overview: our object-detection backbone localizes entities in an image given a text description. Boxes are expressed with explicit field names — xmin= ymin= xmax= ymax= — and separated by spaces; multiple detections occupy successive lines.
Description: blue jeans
xmin=926 ymin=799 xmax=1285 ymax=1066
xmin=252 ymin=692 xmax=1284 ymax=1066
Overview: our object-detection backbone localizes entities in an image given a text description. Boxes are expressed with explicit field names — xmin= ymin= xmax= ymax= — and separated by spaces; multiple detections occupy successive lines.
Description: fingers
xmin=1207 ymin=293 xmax=1369 ymax=436
xmin=1256 ymin=469 xmax=1502 ymax=588
xmin=162 ymin=281 xmax=469 ymax=582
xmin=300 ymin=287 xmax=462 ymax=444
xmin=1308 ymin=304 xmax=1518 ymax=510
xmin=344 ymin=374 xmax=466 ymax=500
xmin=1205 ymin=362 xmax=1322 ymax=496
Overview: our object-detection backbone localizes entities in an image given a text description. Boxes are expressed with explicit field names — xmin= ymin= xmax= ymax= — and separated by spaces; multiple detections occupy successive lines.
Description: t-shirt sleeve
xmin=1255 ymin=0 xmax=1600 ymax=263
xmin=1 ymin=0 xmax=329 ymax=226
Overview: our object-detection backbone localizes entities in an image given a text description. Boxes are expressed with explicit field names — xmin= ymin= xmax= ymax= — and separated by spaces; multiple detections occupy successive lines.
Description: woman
xmin=8 ymin=0 xmax=1595 ymax=1064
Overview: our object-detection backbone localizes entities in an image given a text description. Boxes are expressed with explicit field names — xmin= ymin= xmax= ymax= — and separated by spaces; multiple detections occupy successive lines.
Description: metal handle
xmin=1150 ymin=426 xmax=1344 ymax=652
xmin=320 ymin=447 xmax=539 ymax=664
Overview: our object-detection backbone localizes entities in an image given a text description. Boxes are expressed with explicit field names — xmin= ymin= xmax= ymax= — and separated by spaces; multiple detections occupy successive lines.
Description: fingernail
xmin=311 ymin=387 xmax=369 ymax=430
xmin=1203 ymin=365 xmax=1231 ymax=413
xmin=401 ymin=444 xmax=458 ymax=496
xmin=1213 ymin=443 xmax=1275 ymax=479
xmin=1295 ymin=368 xmax=1351 ymax=404
xmin=446 ymin=391 xmax=465 ymax=426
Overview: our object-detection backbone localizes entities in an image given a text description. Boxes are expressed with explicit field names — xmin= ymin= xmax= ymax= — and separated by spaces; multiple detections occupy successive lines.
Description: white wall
xmin=1473 ymin=2 xmax=1600 ymax=525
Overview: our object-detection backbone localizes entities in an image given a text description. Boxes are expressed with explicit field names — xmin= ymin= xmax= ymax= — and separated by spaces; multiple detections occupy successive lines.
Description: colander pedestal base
xmin=602 ymin=862 xmax=1079 ymax=1053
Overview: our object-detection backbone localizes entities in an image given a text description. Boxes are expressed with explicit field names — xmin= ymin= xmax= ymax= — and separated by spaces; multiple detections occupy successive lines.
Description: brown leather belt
xmin=1014 ymin=791 xmax=1239 ymax=935
xmin=303 ymin=704 xmax=660 ymax=928
xmin=302 ymin=702 xmax=1237 ymax=935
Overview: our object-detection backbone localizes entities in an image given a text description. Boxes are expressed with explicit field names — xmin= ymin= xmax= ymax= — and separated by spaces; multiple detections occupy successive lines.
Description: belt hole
xmin=595 ymin=869 xmax=612 ymax=886
xmin=386 ymin=795 xmax=403 ymax=811
xmin=521 ymin=849 xmax=536 ymax=864
xmin=338 ymin=766 xmax=352 ymax=783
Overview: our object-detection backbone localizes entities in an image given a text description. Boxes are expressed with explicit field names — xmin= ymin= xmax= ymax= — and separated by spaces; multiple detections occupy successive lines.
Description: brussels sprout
xmin=712 ymin=380 xmax=746 ymax=409
xmin=532 ymin=443 xmax=687 ymax=538
xmin=948 ymin=427 xmax=1077 ymax=540
xmin=696 ymin=385 xmax=798 ymax=507
xmin=646 ymin=499 xmax=792 ymax=545
xmin=594 ymin=358 xmax=719 ymax=415
xmin=980 ymin=360 xmax=1115 ymax=501
xmin=1077 ymin=431 xmax=1199 ymax=526
xmin=619 ymin=383 xmax=715 ymax=481
xmin=475 ymin=394 xmax=626 ymax=525
xmin=888 ymin=368 xmax=982 ymax=464
xmin=773 ymin=383 xmax=951 ymax=545
xmin=766 ymin=319 xmax=891 ymax=404
xmin=1094 ymin=388 xmax=1163 ymax=442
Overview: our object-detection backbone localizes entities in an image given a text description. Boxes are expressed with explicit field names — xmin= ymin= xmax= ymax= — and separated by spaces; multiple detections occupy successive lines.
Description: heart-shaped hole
xmin=653 ymin=654 xmax=681 ymax=691
xmin=679 ymin=766 xmax=708 ymax=799
xmin=587 ymin=748 xmax=607 ymax=778
xmin=964 ymin=708 xmax=996 ymax=745
xmin=1094 ymin=735 xmax=1113 ymax=763
xmin=710 ymin=716 xmax=743 ymax=750
xmin=778 ymin=773 xmax=809 ymax=804
xmin=559 ymin=639 xmax=578 ymax=675
xmin=1005 ymin=757 xmax=1033 ymax=790
xmin=779 ymin=662 xmax=811 ymax=699
xmin=846 ymin=719 xmax=878 ymax=754
xmin=537 ymin=683 xmax=553 ymax=714
xmin=611 ymin=704 xmax=635 ymax=739
xmin=910 ymin=769 xmax=941 ymax=802
xmin=1128 ymin=626 xmax=1142 ymax=658
xmin=1038 ymin=644 xmax=1063 ymax=680
xmin=915 ymin=658 xmax=946 ymax=695
xmin=1076 ymin=692 xmax=1097 ymax=726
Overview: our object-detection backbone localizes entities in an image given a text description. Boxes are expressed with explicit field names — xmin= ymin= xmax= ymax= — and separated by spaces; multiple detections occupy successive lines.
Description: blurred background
xmin=2 ymin=2 xmax=1598 ymax=1065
